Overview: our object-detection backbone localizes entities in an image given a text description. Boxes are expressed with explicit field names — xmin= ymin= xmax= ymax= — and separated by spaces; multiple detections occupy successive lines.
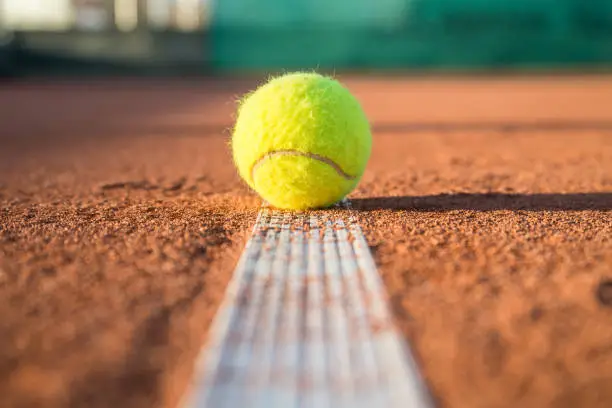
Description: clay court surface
xmin=1 ymin=75 xmax=611 ymax=408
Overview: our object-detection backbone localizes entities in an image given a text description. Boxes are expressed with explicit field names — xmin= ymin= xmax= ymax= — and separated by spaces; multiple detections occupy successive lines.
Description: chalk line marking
xmin=182 ymin=201 xmax=433 ymax=408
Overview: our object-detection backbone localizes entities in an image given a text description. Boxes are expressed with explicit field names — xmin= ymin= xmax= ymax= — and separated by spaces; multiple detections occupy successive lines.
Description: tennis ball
xmin=231 ymin=72 xmax=372 ymax=210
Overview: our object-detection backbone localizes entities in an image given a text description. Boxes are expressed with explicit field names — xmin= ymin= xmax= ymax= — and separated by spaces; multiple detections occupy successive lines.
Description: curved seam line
xmin=250 ymin=150 xmax=356 ymax=182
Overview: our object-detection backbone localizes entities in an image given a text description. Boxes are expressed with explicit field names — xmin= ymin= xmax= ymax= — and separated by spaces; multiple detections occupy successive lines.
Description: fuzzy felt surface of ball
xmin=232 ymin=72 xmax=372 ymax=210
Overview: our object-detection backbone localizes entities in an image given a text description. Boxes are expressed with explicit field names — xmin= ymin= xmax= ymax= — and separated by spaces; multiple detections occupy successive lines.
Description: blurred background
xmin=1 ymin=0 xmax=612 ymax=77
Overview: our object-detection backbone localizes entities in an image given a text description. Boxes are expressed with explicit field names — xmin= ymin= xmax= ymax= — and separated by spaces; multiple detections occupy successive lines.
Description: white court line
xmin=181 ymin=201 xmax=434 ymax=408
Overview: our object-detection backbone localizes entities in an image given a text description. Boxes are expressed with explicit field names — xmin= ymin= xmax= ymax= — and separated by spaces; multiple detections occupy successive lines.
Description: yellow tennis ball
xmin=231 ymin=72 xmax=372 ymax=210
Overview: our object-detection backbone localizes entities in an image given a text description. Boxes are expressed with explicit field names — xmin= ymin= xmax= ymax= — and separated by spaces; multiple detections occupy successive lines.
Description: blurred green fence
xmin=211 ymin=0 xmax=612 ymax=71
xmin=1 ymin=0 xmax=612 ymax=76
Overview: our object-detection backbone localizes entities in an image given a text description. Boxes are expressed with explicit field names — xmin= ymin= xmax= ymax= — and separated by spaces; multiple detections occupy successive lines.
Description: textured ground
xmin=1 ymin=76 xmax=611 ymax=408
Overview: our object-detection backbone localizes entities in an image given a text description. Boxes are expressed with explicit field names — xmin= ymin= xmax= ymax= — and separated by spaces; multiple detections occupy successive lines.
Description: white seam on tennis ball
xmin=250 ymin=150 xmax=356 ymax=183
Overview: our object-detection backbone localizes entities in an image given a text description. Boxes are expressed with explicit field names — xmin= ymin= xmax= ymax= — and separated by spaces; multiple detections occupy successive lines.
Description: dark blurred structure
xmin=0 ymin=0 xmax=212 ymax=76
xmin=1 ymin=0 xmax=612 ymax=76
